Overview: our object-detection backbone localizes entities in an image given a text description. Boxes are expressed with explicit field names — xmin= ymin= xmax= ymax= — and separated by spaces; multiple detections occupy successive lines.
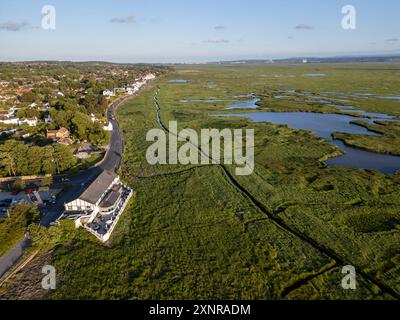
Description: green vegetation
xmin=0 ymin=204 xmax=40 ymax=256
xmin=3 ymin=64 xmax=400 ymax=300
xmin=0 ymin=140 xmax=77 ymax=176
xmin=333 ymin=120 xmax=400 ymax=155
xmin=0 ymin=62 xmax=169 ymax=178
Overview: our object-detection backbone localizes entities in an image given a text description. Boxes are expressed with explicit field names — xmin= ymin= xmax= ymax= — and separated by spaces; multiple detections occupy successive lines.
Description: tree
xmin=0 ymin=140 xmax=76 ymax=177
xmin=49 ymin=109 xmax=74 ymax=129
xmin=12 ymin=178 xmax=25 ymax=191
xmin=0 ymin=140 xmax=19 ymax=176
xmin=26 ymin=146 xmax=43 ymax=175
xmin=40 ymin=175 xmax=53 ymax=188
xmin=19 ymin=91 xmax=37 ymax=103
xmin=17 ymin=108 xmax=40 ymax=119
xmin=41 ymin=145 xmax=55 ymax=174
xmin=71 ymin=112 xmax=92 ymax=140
xmin=52 ymin=144 xmax=76 ymax=174
xmin=8 ymin=204 xmax=40 ymax=227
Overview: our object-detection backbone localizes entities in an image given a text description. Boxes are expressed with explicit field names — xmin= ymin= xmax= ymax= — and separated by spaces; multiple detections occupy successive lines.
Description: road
xmin=0 ymin=236 xmax=31 ymax=279
xmin=39 ymin=95 xmax=130 ymax=227
xmin=0 ymin=95 xmax=131 ymax=283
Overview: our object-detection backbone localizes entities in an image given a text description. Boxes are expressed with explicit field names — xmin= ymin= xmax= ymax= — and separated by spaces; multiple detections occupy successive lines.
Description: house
xmin=75 ymin=151 xmax=91 ymax=159
xmin=103 ymin=122 xmax=113 ymax=131
xmin=103 ymin=90 xmax=115 ymax=97
xmin=75 ymin=142 xmax=94 ymax=159
xmin=57 ymin=91 xmax=65 ymax=97
xmin=64 ymin=170 xmax=133 ymax=242
xmin=0 ymin=117 xmax=20 ymax=125
xmin=19 ymin=117 xmax=38 ymax=127
xmin=65 ymin=171 xmax=120 ymax=213
xmin=29 ymin=102 xmax=37 ymax=108
xmin=79 ymin=142 xmax=94 ymax=153
xmin=90 ymin=113 xmax=98 ymax=123
xmin=0 ymin=129 xmax=17 ymax=136
xmin=0 ymin=110 xmax=10 ymax=118
xmin=47 ymin=127 xmax=70 ymax=140
xmin=44 ymin=116 xmax=53 ymax=124
xmin=57 ymin=137 xmax=74 ymax=146
xmin=0 ymin=108 xmax=17 ymax=120
xmin=15 ymin=130 xmax=30 ymax=139
xmin=114 ymin=88 xmax=126 ymax=94
xmin=42 ymin=102 xmax=51 ymax=110
xmin=143 ymin=73 xmax=156 ymax=81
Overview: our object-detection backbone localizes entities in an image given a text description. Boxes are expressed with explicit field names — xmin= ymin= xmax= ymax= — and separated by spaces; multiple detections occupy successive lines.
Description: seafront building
xmin=64 ymin=170 xmax=133 ymax=242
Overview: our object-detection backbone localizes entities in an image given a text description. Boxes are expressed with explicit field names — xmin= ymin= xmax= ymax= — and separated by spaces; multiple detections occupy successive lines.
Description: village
xmin=0 ymin=66 xmax=157 ymax=173
xmin=0 ymin=63 xmax=161 ymax=238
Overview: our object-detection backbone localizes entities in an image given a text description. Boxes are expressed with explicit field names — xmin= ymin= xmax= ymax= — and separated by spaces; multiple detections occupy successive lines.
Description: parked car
xmin=0 ymin=199 xmax=12 ymax=206
xmin=12 ymin=199 xmax=23 ymax=205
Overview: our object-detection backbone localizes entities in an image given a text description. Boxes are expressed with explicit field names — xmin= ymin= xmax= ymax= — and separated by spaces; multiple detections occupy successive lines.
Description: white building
xmin=103 ymin=90 xmax=115 ymax=97
xmin=0 ymin=118 xmax=20 ymax=125
xmin=64 ymin=170 xmax=133 ymax=242
xmin=143 ymin=73 xmax=156 ymax=81
xmin=42 ymin=102 xmax=51 ymax=110
xmin=19 ymin=117 xmax=38 ymax=127
xmin=0 ymin=129 xmax=17 ymax=136
xmin=114 ymin=88 xmax=126 ymax=94
xmin=65 ymin=171 xmax=120 ymax=213
xmin=91 ymin=113 xmax=98 ymax=123
xmin=103 ymin=122 xmax=113 ymax=131
xmin=45 ymin=116 xmax=53 ymax=124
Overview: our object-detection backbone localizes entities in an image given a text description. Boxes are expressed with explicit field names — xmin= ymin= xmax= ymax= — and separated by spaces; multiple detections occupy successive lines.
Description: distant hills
xmin=209 ymin=55 xmax=400 ymax=65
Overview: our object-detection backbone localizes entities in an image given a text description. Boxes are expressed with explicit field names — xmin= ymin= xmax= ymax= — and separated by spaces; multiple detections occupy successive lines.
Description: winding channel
xmin=153 ymin=86 xmax=400 ymax=299
xmin=211 ymin=97 xmax=400 ymax=174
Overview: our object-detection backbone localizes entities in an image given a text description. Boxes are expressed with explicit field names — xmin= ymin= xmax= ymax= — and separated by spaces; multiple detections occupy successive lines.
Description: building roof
xmin=57 ymin=137 xmax=74 ymax=145
xmin=99 ymin=185 xmax=122 ymax=209
xmin=79 ymin=170 xmax=118 ymax=205
xmin=58 ymin=127 xmax=69 ymax=134
xmin=16 ymin=130 xmax=29 ymax=136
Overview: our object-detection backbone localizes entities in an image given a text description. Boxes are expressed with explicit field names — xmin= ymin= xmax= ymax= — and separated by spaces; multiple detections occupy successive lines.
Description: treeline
xmin=0 ymin=140 xmax=77 ymax=177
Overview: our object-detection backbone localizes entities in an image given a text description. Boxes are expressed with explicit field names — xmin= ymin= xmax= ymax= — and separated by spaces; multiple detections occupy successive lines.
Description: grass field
xmin=2 ymin=64 xmax=400 ymax=300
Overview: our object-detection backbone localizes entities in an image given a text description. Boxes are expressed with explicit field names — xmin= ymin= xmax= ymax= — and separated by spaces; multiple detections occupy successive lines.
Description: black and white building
xmin=64 ymin=170 xmax=133 ymax=242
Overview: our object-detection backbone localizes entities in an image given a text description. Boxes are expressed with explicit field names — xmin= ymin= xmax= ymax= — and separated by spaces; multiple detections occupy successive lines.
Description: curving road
xmin=39 ymin=95 xmax=130 ymax=227
xmin=0 ymin=95 xmax=131 ymax=282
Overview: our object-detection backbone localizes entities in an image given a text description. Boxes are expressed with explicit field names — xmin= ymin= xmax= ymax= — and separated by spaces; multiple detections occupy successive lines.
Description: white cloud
xmin=0 ymin=20 xmax=33 ymax=31
xmin=110 ymin=16 xmax=136 ymax=24
xmin=295 ymin=24 xmax=315 ymax=30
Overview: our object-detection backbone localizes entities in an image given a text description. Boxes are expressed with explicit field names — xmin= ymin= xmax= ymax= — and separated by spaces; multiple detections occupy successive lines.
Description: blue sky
xmin=0 ymin=0 xmax=399 ymax=63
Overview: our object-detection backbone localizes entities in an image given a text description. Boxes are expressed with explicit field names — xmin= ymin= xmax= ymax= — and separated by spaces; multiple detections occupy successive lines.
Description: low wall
xmin=0 ymin=174 xmax=52 ymax=184
xmin=0 ymin=236 xmax=31 ymax=278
